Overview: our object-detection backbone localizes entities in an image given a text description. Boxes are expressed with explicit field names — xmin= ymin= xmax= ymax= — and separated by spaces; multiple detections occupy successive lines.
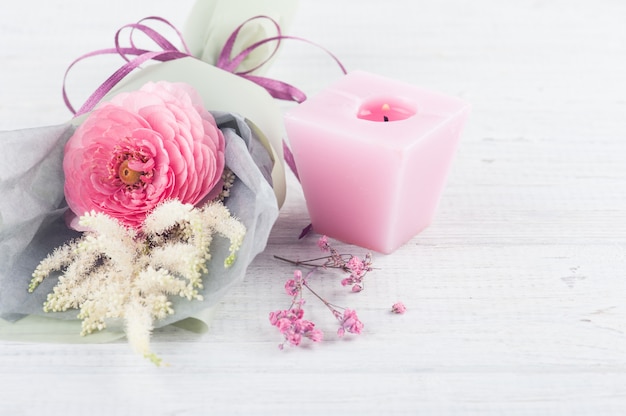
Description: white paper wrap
xmin=184 ymin=0 xmax=299 ymax=75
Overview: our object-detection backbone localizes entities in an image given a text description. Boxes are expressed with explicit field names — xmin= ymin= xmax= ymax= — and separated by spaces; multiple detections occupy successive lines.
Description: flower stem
xmin=301 ymin=279 xmax=344 ymax=312
xmin=273 ymin=254 xmax=353 ymax=269
xmin=273 ymin=255 xmax=323 ymax=268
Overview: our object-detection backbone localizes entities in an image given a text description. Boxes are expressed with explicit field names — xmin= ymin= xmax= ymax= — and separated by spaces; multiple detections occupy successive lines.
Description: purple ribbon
xmin=63 ymin=15 xmax=347 ymax=117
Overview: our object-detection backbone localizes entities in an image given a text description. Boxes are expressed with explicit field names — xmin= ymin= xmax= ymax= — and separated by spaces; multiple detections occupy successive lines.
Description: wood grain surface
xmin=1 ymin=1 xmax=625 ymax=414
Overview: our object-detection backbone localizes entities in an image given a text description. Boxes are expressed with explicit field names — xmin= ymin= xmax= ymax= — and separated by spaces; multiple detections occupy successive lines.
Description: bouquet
xmin=0 ymin=1 xmax=300 ymax=363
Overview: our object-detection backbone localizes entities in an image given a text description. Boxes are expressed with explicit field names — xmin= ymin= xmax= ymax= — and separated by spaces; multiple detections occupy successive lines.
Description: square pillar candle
xmin=284 ymin=71 xmax=470 ymax=254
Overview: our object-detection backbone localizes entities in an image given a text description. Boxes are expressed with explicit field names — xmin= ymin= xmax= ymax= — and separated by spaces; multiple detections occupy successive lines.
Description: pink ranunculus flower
xmin=63 ymin=81 xmax=225 ymax=228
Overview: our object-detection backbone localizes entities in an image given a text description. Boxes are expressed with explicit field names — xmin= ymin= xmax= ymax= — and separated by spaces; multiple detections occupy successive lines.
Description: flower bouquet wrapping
xmin=0 ymin=1 xmax=299 ymax=362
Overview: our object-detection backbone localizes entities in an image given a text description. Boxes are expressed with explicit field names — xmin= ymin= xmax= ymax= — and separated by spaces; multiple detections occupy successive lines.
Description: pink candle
xmin=284 ymin=71 xmax=470 ymax=253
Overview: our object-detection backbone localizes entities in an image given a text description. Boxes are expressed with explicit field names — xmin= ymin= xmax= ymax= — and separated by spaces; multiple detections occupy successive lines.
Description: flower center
xmin=118 ymin=160 xmax=143 ymax=186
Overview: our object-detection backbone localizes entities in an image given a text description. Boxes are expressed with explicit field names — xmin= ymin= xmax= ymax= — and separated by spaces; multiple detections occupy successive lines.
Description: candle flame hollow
xmin=357 ymin=97 xmax=417 ymax=122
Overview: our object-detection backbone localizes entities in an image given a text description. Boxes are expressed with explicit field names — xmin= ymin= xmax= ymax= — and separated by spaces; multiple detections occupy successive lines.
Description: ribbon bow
xmin=63 ymin=16 xmax=347 ymax=117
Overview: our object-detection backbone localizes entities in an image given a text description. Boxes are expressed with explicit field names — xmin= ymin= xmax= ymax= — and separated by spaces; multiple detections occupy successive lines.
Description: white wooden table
xmin=1 ymin=1 xmax=626 ymax=414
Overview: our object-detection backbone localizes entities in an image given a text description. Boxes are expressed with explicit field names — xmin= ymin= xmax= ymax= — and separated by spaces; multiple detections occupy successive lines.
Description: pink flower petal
xmin=63 ymin=81 xmax=225 ymax=228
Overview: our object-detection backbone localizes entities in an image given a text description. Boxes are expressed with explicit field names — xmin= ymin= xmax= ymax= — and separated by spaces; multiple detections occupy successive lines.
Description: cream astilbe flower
xmin=29 ymin=199 xmax=245 ymax=364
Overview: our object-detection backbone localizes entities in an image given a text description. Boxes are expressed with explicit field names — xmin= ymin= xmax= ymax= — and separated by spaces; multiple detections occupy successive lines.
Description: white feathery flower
xmin=150 ymin=243 xmax=204 ymax=283
xmin=142 ymin=200 xmax=194 ymax=235
xmin=200 ymin=203 xmax=246 ymax=266
xmin=29 ymin=199 xmax=246 ymax=365
xmin=29 ymin=242 xmax=78 ymax=292
xmin=124 ymin=299 xmax=154 ymax=357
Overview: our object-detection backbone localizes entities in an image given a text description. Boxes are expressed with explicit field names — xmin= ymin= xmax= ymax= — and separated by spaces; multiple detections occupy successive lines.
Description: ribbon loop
xmin=217 ymin=15 xmax=283 ymax=74
xmin=63 ymin=15 xmax=347 ymax=116
xmin=63 ymin=16 xmax=192 ymax=116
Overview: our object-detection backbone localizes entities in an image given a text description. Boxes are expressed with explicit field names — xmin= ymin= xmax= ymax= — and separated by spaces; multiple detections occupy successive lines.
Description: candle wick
xmin=383 ymin=115 xmax=389 ymax=122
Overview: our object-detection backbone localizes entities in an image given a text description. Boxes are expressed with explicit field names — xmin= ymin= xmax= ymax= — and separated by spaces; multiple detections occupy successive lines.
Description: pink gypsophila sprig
xmin=64 ymin=81 xmax=225 ymax=229
xmin=335 ymin=308 xmax=364 ymax=337
xmin=391 ymin=302 xmax=407 ymax=314
xmin=269 ymin=307 xmax=324 ymax=349
xmin=271 ymin=236 xmax=372 ymax=349
xmin=275 ymin=235 xmax=374 ymax=292
xmin=270 ymin=270 xmax=324 ymax=349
